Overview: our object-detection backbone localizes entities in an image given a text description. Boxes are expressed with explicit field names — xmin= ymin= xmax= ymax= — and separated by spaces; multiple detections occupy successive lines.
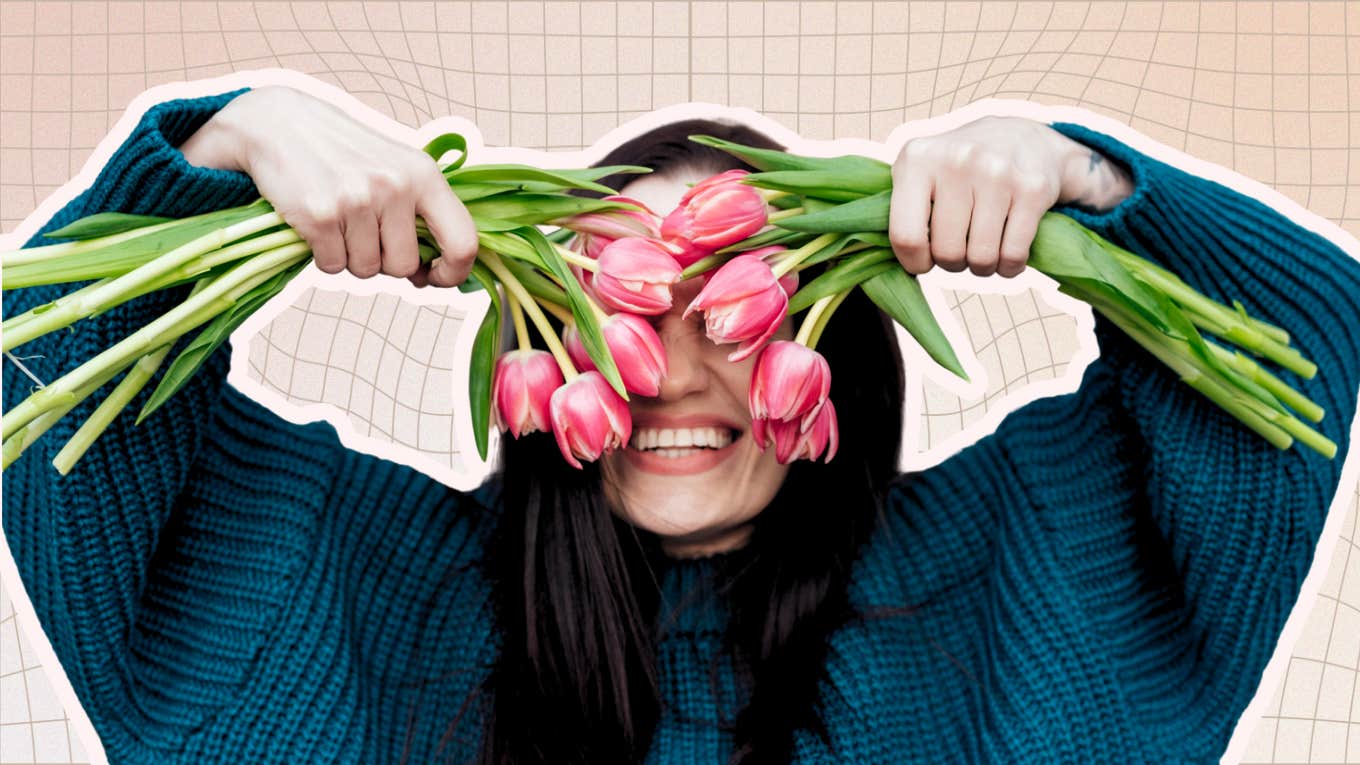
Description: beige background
xmin=2 ymin=2 xmax=1359 ymax=763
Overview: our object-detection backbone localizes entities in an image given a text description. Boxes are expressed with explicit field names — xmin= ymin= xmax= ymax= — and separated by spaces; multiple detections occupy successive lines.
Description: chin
xmin=601 ymin=443 xmax=786 ymax=551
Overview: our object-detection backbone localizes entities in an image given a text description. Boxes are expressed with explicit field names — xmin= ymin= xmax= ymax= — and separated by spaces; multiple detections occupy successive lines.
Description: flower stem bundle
xmin=685 ymin=134 xmax=1334 ymax=460
xmin=2 ymin=132 xmax=1335 ymax=476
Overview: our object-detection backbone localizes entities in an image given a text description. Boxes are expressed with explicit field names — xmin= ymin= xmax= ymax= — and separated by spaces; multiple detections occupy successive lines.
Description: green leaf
xmin=42 ymin=212 xmax=172 ymax=240
xmin=744 ymin=168 xmax=891 ymax=201
xmin=788 ymin=248 xmax=894 ymax=313
xmin=776 ymin=191 xmax=892 ymax=233
xmin=467 ymin=260 xmax=501 ymax=461
xmin=518 ymin=226 xmax=626 ymax=398
xmin=465 ymin=195 xmax=640 ymax=227
xmin=860 ymin=266 xmax=969 ymax=381
xmin=716 ymin=228 xmax=810 ymax=255
xmin=423 ymin=133 xmax=469 ymax=170
xmin=688 ymin=135 xmax=891 ymax=177
xmin=1029 ymin=214 xmax=1182 ymax=340
xmin=5 ymin=200 xmax=278 ymax=289
xmin=137 ymin=260 xmax=305 ymax=423
xmin=447 ymin=164 xmax=619 ymax=195
xmin=451 ymin=183 xmax=519 ymax=202
xmin=849 ymin=232 xmax=892 ymax=248
xmin=796 ymin=233 xmax=855 ymax=270
xmin=499 ymin=253 xmax=569 ymax=306
xmin=478 ymin=231 xmax=547 ymax=270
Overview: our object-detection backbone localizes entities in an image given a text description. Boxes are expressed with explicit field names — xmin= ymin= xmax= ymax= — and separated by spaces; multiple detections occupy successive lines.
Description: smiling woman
xmin=3 ymin=85 xmax=1359 ymax=765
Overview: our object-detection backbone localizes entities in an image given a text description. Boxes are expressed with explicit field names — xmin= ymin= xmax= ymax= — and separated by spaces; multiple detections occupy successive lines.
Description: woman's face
xmin=600 ymin=167 xmax=794 ymax=558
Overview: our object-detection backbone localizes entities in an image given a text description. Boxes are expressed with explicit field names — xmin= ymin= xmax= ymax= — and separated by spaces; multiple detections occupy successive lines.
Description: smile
xmin=623 ymin=425 xmax=743 ymax=475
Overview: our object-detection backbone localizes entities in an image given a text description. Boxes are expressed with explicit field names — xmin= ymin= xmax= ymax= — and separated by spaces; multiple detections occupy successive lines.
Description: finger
xmin=965 ymin=186 xmax=1010 ymax=277
xmin=306 ymin=221 xmax=348 ymax=275
xmin=889 ymin=165 xmax=933 ymax=274
xmin=344 ymin=207 xmax=382 ymax=278
xmin=378 ymin=197 xmax=420 ymax=278
xmin=929 ymin=182 xmax=972 ymax=272
xmin=416 ymin=171 xmax=479 ymax=287
xmin=997 ymin=198 xmax=1044 ymax=278
xmin=406 ymin=263 xmax=431 ymax=288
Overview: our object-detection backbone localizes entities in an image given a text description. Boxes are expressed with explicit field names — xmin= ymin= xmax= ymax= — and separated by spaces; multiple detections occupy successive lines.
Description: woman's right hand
xmin=179 ymin=85 xmax=479 ymax=288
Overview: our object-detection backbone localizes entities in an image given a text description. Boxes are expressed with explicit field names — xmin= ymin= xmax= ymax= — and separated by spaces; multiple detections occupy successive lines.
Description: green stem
xmin=536 ymin=297 xmax=574 ymax=325
xmin=2 ymin=219 xmax=180 ymax=267
xmin=2 ymin=241 xmax=309 ymax=441
xmin=507 ymin=291 xmax=532 ymax=351
xmin=1207 ymin=342 xmax=1325 ymax=423
xmin=795 ymin=292 xmax=836 ymax=346
xmin=1113 ymin=248 xmax=1293 ymax=346
xmin=0 ymin=352 xmax=133 ymax=470
xmin=771 ymin=233 xmax=839 ymax=279
xmin=481 ymin=252 xmax=578 ymax=380
xmin=53 ymin=342 xmax=174 ymax=475
xmin=1091 ymin=293 xmax=1335 ymax=457
xmin=555 ymin=244 xmax=598 ymax=272
xmin=768 ymin=207 xmax=805 ymax=223
xmin=3 ymin=211 xmax=285 ymax=353
xmin=679 ymin=252 xmax=731 ymax=281
xmin=805 ymin=289 xmax=852 ymax=349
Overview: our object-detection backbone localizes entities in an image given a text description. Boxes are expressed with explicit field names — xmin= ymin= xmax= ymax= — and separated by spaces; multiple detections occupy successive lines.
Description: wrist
xmin=1053 ymin=131 xmax=1134 ymax=212
xmin=179 ymin=89 xmax=264 ymax=175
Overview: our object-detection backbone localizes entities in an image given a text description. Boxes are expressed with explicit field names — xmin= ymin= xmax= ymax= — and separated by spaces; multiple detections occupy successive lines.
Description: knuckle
xmin=933 ymin=244 xmax=966 ymax=266
xmin=889 ymin=229 xmax=927 ymax=253
xmin=999 ymin=245 xmax=1030 ymax=266
xmin=945 ymin=143 xmax=977 ymax=168
xmin=299 ymin=201 xmax=340 ymax=226
xmin=337 ymin=185 xmax=373 ymax=212
xmin=1015 ymin=173 xmax=1056 ymax=199
xmin=975 ymin=154 xmax=1012 ymax=180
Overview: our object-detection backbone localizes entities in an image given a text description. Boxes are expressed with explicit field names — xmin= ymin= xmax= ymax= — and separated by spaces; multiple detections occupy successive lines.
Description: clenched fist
xmin=180 ymin=85 xmax=479 ymax=288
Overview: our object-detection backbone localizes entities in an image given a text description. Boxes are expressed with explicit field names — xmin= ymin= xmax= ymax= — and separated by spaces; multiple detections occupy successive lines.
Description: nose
xmin=653 ymin=312 xmax=712 ymax=401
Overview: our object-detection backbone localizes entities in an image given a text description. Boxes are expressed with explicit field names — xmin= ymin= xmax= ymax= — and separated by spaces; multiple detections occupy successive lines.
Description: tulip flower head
xmin=756 ymin=400 xmax=840 ymax=464
xmin=660 ymin=170 xmax=769 ymax=267
xmin=591 ymin=237 xmax=684 ymax=315
xmin=549 ymin=371 xmax=633 ymax=469
xmin=748 ymin=341 xmax=832 ymax=428
xmin=683 ymin=254 xmax=788 ymax=362
xmin=492 ymin=349 xmax=565 ymax=439
xmin=564 ymin=195 xmax=662 ymax=261
xmin=565 ymin=313 xmax=669 ymax=397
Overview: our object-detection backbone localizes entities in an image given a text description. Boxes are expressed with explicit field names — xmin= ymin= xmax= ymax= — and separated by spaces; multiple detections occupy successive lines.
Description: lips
xmin=622 ymin=413 xmax=747 ymax=476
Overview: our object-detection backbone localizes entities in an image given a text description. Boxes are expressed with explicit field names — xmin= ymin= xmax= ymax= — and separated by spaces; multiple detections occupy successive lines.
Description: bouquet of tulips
xmin=1 ymin=134 xmax=1336 ymax=476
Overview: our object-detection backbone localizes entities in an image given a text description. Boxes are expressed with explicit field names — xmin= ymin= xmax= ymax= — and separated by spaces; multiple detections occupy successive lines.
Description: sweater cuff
xmin=71 ymin=88 xmax=259 ymax=229
xmin=1045 ymin=121 xmax=1160 ymax=248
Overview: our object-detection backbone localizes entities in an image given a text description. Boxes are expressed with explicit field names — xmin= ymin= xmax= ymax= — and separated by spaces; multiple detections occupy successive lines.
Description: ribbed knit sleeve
xmin=3 ymin=90 xmax=340 ymax=757
xmin=985 ymin=123 xmax=1360 ymax=759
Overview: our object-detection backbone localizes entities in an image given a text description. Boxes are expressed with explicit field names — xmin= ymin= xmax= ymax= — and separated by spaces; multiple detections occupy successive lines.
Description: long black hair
xmin=476 ymin=119 xmax=906 ymax=764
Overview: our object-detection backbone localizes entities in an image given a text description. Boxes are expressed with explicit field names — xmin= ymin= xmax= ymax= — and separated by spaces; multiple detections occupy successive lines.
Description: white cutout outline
xmin=0 ymin=69 xmax=1352 ymax=765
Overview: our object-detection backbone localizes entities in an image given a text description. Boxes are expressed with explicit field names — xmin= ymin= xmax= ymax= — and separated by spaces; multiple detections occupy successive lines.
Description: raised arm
xmin=2 ymin=86 xmax=486 ymax=754
xmin=1006 ymin=125 xmax=1358 ymax=757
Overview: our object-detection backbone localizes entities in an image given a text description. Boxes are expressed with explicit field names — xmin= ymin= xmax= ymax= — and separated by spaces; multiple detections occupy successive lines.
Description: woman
xmin=4 ymin=84 xmax=1357 ymax=764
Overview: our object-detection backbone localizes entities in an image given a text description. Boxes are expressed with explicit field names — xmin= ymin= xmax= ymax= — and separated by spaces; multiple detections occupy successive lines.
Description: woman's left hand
xmin=887 ymin=115 xmax=1112 ymax=278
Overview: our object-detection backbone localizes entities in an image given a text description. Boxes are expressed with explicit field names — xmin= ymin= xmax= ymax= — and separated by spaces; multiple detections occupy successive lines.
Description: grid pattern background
xmin=1 ymin=2 xmax=1358 ymax=763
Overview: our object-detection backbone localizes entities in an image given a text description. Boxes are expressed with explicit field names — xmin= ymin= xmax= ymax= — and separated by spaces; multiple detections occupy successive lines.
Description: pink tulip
xmin=549 ymin=371 xmax=633 ymax=469
xmin=682 ymin=254 xmax=788 ymax=362
xmin=562 ymin=195 xmax=662 ymax=260
xmin=591 ymin=237 xmax=683 ymax=315
xmin=565 ymin=313 xmax=669 ymax=397
xmin=744 ymin=245 xmax=798 ymax=296
xmin=660 ymin=171 xmax=769 ymax=267
xmin=748 ymin=341 xmax=831 ymax=428
xmin=755 ymin=400 xmax=839 ymax=464
xmin=492 ymin=349 xmax=565 ymax=439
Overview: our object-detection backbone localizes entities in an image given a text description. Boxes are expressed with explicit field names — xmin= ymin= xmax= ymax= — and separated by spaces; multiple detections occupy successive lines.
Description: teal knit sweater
xmin=5 ymin=90 xmax=1359 ymax=764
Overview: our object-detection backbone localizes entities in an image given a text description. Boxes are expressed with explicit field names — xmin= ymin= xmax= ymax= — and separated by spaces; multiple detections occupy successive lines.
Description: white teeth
xmin=629 ymin=426 xmax=735 ymax=452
